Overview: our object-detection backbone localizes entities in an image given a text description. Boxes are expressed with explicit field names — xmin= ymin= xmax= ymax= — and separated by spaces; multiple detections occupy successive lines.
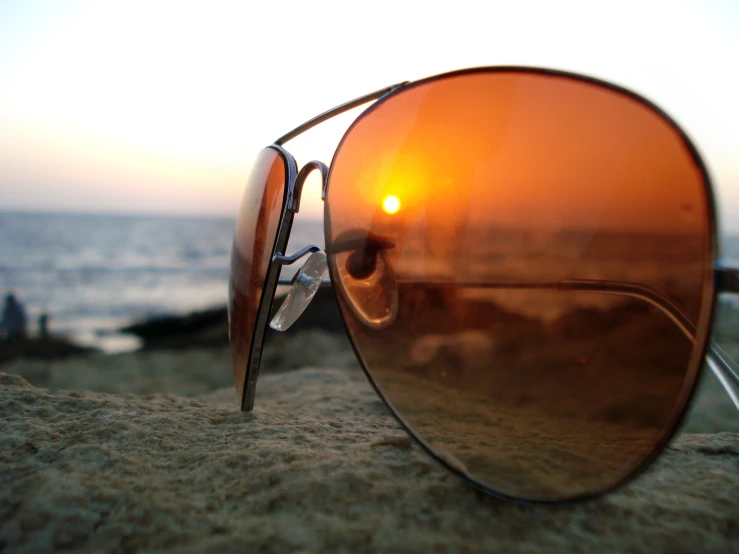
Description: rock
xmin=120 ymin=286 xmax=346 ymax=351
xmin=2 ymin=330 xmax=359 ymax=394
xmin=0 ymin=366 xmax=737 ymax=552
xmin=0 ymin=337 xmax=97 ymax=366
xmin=120 ymin=306 xmax=229 ymax=350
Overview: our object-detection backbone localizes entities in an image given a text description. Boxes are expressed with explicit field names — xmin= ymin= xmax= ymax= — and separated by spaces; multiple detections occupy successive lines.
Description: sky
xmin=0 ymin=0 xmax=738 ymax=229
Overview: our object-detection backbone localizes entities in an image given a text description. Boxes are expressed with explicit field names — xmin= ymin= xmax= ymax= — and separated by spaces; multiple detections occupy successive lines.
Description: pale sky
xmin=0 ymin=0 xmax=738 ymax=229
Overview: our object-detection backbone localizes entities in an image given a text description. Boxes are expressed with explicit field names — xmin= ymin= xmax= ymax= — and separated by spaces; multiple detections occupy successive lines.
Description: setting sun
xmin=382 ymin=195 xmax=401 ymax=214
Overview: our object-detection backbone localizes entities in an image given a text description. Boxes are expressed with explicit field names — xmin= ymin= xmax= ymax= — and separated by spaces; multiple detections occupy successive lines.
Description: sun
xmin=382 ymin=195 xmax=401 ymax=214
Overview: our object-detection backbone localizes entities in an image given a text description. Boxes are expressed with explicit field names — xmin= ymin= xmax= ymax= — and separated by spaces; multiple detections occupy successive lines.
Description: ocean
xmin=1 ymin=210 xmax=738 ymax=353
xmin=0 ymin=211 xmax=324 ymax=352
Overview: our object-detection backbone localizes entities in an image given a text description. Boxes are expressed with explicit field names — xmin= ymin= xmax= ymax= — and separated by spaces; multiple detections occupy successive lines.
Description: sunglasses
xmin=228 ymin=66 xmax=739 ymax=503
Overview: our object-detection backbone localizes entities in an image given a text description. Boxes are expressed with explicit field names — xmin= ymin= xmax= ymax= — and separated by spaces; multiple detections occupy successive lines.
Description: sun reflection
xmin=382 ymin=195 xmax=401 ymax=214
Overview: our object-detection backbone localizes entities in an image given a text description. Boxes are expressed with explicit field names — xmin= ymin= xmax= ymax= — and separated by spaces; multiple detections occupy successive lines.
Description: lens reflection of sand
xmin=340 ymin=285 xmax=694 ymax=500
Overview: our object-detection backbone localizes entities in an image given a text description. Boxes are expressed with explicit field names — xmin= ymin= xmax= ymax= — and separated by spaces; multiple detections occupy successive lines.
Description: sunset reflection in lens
xmin=325 ymin=71 xmax=713 ymax=501
xmin=382 ymin=195 xmax=401 ymax=214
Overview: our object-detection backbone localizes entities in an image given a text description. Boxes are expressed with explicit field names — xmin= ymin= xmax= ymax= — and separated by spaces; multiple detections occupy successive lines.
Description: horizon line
xmin=3 ymin=206 xmax=739 ymax=235
xmin=0 ymin=206 xmax=327 ymax=221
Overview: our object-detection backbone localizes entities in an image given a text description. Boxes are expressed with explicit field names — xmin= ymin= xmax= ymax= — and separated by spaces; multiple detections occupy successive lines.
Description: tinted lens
xmin=229 ymin=148 xmax=286 ymax=404
xmin=325 ymin=71 xmax=714 ymax=501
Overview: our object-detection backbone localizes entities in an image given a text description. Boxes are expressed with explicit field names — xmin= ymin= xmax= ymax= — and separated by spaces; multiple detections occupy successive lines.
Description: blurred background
xmin=0 ymin=1 xmax=737 ymax=430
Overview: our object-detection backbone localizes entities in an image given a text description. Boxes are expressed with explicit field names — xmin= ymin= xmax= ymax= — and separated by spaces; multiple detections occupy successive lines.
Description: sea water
xmin=2 ymin=210 xmax=738 ymax=353
xmin=0 ymin=211 xmax=323 ymax=352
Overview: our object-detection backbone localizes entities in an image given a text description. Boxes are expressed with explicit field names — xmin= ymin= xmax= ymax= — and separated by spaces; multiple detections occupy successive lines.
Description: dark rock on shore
xmin=121 ymin=286 xmax=347 ymax=350
xmin=0 ymin=336 xmax=97 ymax=366
xmin=121 ymin=306 xmax=229 ymax=350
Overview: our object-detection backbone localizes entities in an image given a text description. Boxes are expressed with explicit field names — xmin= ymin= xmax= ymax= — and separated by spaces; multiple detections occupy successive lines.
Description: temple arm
xmin=706 ymin=342 xmax=739 ymax=409
xmin=551 ymin=278 xmax=739 ymax=411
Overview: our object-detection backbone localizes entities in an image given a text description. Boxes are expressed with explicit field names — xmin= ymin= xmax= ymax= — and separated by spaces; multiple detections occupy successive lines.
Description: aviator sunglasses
xmin=228 ymin=67 xmax=739 ymax=503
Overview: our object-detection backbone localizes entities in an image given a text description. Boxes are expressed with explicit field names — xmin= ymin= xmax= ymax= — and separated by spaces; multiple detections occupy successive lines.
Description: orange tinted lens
xmin=325 ymin=71 xmax=713 ymax=501
xmin=229 ymin=148 xmax=286 ymax=404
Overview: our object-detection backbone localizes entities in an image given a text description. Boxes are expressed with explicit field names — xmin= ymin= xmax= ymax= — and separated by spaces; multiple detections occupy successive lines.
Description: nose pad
xmin=331 ymin=231 xmax=398 ymax=330
xmin=270 ymin=251 xmax=328 ymax=332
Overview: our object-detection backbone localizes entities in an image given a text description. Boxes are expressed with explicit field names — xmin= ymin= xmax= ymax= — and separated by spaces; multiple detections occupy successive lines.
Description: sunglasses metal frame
xmin=233 ymin=66 xmax=739 ymax=503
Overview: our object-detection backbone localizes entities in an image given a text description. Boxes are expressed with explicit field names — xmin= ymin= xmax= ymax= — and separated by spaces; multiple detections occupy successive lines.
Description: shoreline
xmin=0 ymin=285 xmax=345 ymax=362
xmin=19 ymin=289 xmax=739 ymax=356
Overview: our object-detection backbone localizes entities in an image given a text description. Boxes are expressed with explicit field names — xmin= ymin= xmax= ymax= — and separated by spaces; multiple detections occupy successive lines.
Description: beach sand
xmin=1 ymin=326 xmax=738 ymax=552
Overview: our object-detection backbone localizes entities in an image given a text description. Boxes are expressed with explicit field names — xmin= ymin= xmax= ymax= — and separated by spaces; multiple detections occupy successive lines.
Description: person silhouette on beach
xmin=0 ymin=293 xmax=28 ymax=342
xmin=38 ymin=312 xmax=49 ymax=339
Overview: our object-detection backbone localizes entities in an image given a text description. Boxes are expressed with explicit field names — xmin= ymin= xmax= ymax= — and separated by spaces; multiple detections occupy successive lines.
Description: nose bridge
xmin=289 ymin=160 xmax=329 ymax=213
xmin=268 ymin=160 xmax=330 ymax=333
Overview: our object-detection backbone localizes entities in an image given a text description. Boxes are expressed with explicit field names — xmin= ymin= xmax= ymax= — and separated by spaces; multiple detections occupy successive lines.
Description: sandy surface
xmin=2 ymin=331 xmax=358 ymax=396
xmin=1 ymin=340 xmax=738 ymax=552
